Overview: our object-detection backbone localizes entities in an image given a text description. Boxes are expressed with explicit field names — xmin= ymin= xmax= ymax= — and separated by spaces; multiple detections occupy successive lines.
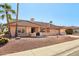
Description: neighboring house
xmin=60 ymin=26 xmax=79 ymax=35
xmin=9 ymin=18 xmax=66 ymax=37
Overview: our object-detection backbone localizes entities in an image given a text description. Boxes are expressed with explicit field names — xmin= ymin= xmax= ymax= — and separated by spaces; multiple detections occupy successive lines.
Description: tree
xmin=49 ymin=21 xmax=53 ymax=24
xmin=0 ymin=3 xmax=16 ymax=37
xmin=15 ymin=3 xmax=19 ymax=37
xmin=49 ymin=21 xmax=53 ymax=32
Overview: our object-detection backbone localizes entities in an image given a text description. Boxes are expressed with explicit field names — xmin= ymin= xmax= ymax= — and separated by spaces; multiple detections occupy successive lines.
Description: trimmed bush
xmin=0 ymin=38 xmax=8 ymax=45
xmin=65 ymin=29 xmax=73 ymax=35
xmin=4 ymin=31 xmax=9 ymax=34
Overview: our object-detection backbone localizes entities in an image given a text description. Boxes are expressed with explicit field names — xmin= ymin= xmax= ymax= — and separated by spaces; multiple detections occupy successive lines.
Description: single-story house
xmin=9 ymin=18 xmax=79 ymax=37
xmin=9 ymin=18 xmax=66 ymax=37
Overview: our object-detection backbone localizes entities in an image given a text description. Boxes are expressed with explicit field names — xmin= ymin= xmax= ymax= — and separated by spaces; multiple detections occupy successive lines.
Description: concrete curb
xmin=4 ymin=39 xmax=79 ymax=56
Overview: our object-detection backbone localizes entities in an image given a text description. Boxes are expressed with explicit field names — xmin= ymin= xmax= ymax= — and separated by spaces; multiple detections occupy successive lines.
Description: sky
xmin=0 ymin=3 xmax=79 ymax=26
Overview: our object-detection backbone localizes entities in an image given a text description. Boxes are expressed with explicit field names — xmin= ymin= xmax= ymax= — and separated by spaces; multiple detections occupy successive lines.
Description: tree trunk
xmin=15 ymin=3 xmax=19 ymax=37
xmin=6 ymin=11 xmax=11 ymax=38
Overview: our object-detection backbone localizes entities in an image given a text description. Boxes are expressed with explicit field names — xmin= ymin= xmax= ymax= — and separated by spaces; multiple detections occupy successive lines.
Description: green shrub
xmin=0 ymin=38 xmax=8 ymax=45
xmin=65 ymin=29 xmax=73 ymax=35
xmin=4 ymin=31 xmax=9 ymax=34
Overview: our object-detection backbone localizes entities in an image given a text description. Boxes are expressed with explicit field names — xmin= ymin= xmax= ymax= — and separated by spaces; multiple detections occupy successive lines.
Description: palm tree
xmin=49 ymin=21 xmax=53 ymax=31
xmin=0 ymin=3 xmax=16 ymax=37
xmin=49 ymin=21 xmax=53 ymax=24
xmin=49 ymin=21 xmax=52 ymax=26
xmin=15 ymin=3 xmax=19 ymax=37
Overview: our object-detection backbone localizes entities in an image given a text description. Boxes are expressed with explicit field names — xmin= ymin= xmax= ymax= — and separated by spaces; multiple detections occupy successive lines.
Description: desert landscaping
xmin=0 ymin=35 xmax=79 ymax=55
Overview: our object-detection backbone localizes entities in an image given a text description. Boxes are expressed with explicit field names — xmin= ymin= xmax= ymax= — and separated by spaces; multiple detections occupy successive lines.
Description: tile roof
xmin=9 ymin=20 xmax=41 ymax=27
xmin=10 ymin=20 xmax=79 ymax=29
xmin=10 ymin=20 xmax=63 ymax=29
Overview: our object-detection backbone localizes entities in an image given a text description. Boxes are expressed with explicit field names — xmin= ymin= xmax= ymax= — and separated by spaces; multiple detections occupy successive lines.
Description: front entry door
xmin=31 ymin=27 xmax=35 ymax=33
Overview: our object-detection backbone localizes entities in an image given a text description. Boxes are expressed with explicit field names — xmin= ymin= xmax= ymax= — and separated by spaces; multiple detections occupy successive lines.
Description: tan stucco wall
xmin=41 ymin=29 xmax=59 ymax=36
xmin=10 ymin=25 xmax=41 ymax=37
xmin=35 ymin=27 xmax=41 ymax=32
xmin=10 ymin=26 xmax=16 ymax=37
xmin=60 ymin=29 xmax=66 ymax=34
xmin=26 ymin=27 xmax=31 ymax=33
xmin=41 ymin=28 xmax=66 ymax=36
xmin=10 ymin=25 xmax=66 ymax=37
xmin=50 ymin=29 xmax=59 ymax=35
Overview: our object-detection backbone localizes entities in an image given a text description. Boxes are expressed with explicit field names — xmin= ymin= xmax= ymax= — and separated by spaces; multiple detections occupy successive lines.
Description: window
xmin=17 ymin=27 xmax=25 ymax=33
xmin=17 ymin=29 xmax=21 ymax=33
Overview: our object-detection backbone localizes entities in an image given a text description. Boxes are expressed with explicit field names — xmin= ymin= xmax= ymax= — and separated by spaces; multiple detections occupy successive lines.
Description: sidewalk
xmin=4 ymin=39 xmax=79 ymax=56
xmin=57 ymin=46 xmax=79 ymax=56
